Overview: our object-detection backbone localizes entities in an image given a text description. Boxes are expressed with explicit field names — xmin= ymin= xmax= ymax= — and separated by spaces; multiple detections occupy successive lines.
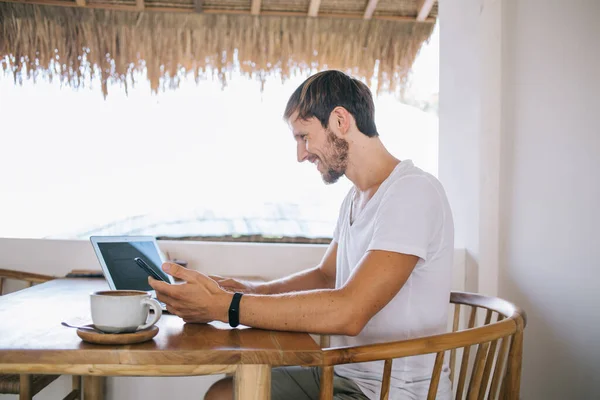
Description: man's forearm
xmin=216 ymin=289 xmax=363 ymax=336
xmin=255 ymin=266 xmax=333 ymax=295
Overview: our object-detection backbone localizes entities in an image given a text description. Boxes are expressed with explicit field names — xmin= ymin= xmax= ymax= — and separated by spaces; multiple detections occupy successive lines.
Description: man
xmin=149 ymin=70 xmax=454 ymax=399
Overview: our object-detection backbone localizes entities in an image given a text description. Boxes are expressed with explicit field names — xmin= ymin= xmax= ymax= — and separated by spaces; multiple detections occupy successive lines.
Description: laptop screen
xmin=97 ymin=241 xmax=170 ymax=291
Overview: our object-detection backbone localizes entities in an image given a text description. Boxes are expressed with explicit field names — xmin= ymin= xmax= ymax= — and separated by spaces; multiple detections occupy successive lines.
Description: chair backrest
xmin=319 ymin=291 xmax=527 ymax=400
xmin=0 ymin=268 xmax=55 ymax=295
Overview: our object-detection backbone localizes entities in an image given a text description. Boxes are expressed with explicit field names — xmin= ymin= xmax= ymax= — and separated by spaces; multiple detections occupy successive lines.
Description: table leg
xmin=235 ymin=364 xmax=271 ymax=400
xmin=19 ymin=375 xmax=32 ymax=400
xmin=83 ymin=376 xmax=105 ymax=400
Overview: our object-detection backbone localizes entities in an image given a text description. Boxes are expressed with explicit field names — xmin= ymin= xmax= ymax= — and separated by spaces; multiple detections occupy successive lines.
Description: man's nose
xmin=297 ymin=143 xmax=309 ymax=163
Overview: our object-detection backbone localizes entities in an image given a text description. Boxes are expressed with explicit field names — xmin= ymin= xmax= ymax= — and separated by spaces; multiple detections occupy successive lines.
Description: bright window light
xmin=0 ymin=25 xmax=438 ymax=241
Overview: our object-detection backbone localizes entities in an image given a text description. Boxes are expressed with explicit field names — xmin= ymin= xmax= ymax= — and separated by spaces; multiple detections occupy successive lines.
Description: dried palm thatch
xmin=0 ymin=2 xmax=435 ymax=97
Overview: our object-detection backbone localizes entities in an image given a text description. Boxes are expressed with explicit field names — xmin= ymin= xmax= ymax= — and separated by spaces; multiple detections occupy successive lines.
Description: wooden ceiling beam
xmin=363 ymin=0 xmax=379 ymax=20
xmin=135 ymin=0 xmax=144 ymax=11
xmin=250 ymin=0 xmax=261 ymax=15
xmin=75 ymin=0 xmax=85 ymax=6
xmin=307 ymin=0 xmax=321 ymax=17
xmin=0 ymin=0 xmax=436 ymax=22
xmin=416 ymin=0 xmax=435 ymax=21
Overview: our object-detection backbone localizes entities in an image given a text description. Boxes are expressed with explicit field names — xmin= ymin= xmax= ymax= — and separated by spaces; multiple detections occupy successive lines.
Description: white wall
xmin=440 ymin=0 xmax=600 ymax=398
xmin=0 ymin=238 xmax=329 ymax=281
xmin=500 ymin=1 xmax=600 ymax=398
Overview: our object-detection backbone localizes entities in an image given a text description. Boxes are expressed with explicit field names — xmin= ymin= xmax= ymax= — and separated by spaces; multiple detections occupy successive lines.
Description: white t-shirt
xmin=331 ymin=160 xmax=454 ymax=400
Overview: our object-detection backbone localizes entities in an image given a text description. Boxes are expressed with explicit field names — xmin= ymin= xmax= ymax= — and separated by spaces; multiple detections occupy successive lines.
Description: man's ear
xmin=329 ymin=107 xmax=352 ymax=135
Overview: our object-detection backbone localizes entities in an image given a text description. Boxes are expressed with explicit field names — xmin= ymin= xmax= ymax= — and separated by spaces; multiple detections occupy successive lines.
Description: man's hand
xmin=148 ymin=263 xmax=232 ymax=324
xmin=209 ymin=275 xmax=259 ymax=294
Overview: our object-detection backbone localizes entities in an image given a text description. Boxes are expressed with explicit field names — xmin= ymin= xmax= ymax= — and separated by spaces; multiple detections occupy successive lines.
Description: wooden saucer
xmin=76 ymin=325 xmax=159 ymax=345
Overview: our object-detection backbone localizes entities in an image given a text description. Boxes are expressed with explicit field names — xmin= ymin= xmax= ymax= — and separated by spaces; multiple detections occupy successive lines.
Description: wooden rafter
xmin=75 ymin=0 xmax=85 ymax=6
xmin=135 ymin=0 xmax=143 ymax=11
xmin=0 ymin=0 xmax=436 ymax=22
xmin=307 ymin=0 xmax=321 ymax=17
xmin=363 ymin=0 xmax=379 ymax=20
xmin=250 ymin=0 xmax=261 ymax=15
xmin=416 ymin=0 xmax=435 ymax=21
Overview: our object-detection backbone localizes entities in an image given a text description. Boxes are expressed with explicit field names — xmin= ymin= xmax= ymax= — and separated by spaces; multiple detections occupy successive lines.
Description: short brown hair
xmin=283 ymin=70 xmax=379 ymax=137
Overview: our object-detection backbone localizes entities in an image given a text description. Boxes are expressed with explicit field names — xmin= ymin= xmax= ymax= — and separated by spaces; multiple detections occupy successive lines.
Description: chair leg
xmin=19 ymin=374 xmax=33 ymax=400
xmin=319 ymin=366 xmax=334 ymax=400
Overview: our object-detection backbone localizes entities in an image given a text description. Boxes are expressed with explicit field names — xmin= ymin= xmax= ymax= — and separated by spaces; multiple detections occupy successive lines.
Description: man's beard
xmin=320 ymin=129 xmax=349 ymax=184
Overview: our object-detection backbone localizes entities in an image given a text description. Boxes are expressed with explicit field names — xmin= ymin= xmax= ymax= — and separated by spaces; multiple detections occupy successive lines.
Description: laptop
xmin=89 ymin=236 xmax=175 ymax=312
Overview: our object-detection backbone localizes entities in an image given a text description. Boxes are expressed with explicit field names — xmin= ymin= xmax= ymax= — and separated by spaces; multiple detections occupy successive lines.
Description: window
xmin=0 ymin=25 xmax=438 ymax=242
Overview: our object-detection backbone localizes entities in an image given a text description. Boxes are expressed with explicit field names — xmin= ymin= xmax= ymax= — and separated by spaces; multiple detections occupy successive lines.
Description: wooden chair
xmin=0 ymin=268 xmax=82 ymax=400
xmin=319 ymin=291 xmax=527 ymax=400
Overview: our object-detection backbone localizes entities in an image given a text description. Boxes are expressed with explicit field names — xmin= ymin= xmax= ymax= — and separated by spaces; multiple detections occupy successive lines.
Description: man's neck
xmin=345 ymin=138 xmax=400 ymax=194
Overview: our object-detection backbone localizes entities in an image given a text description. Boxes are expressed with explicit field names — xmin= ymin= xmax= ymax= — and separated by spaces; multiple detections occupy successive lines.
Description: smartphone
xmin=134 ymin=257 xmax=168 ymax=283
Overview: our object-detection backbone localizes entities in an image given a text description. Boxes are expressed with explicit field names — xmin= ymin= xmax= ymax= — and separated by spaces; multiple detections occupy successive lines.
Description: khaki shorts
xmin=271 ymin=366 xmax=368 ymax=400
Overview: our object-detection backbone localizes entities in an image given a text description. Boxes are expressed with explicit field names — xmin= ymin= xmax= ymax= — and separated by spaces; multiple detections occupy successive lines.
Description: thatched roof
xmin=0 ymin=0 xmax=437 ymax=97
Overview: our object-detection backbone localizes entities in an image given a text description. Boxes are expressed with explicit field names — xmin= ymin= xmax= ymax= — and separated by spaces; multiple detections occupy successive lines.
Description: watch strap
xmin=228 ymin=292 xmax=243 ymax=328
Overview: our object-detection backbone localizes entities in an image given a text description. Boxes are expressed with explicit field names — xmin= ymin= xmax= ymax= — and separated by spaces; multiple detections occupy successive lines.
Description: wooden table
xmin=0 ymin=279 xmax=322 ymax=399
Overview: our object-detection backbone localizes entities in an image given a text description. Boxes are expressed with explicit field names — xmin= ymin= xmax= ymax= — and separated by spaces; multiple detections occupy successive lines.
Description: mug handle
xmin=138 ymin=298 xmax=162 ymax=330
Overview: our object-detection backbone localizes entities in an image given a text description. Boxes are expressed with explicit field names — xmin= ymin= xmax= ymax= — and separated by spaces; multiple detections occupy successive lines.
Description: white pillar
xmin=477 ymin=0 xmax=504 ymax=296
xmin=439 ymin=0 xmax=504 ymax=296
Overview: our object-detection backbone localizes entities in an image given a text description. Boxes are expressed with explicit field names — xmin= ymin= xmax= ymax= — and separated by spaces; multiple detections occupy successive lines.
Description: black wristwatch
xmin=228 ymin=292 xmax=243 ymax=328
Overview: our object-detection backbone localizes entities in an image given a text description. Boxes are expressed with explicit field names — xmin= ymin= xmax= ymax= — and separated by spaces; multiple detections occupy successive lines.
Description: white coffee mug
xmin=90 ymin=290 xmax=162 ymax=333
